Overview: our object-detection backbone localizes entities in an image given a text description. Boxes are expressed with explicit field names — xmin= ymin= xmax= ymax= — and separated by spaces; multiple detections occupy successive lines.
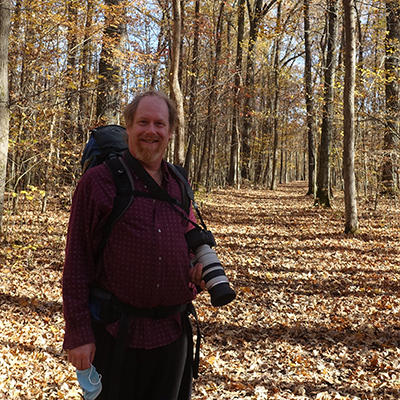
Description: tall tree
xmin=64 ymin=0 xmax=79 ymax=140
xmin=78 ymin=0 xmax=95 ymax=140
xmin=228 ymin=0 xmax=246 ymax=187
xmin=196 ymin=1 xmax=225 ymax=188
xmin=0 ymin=0 xmax=10 ymax=232
xmin=151 ymin=0 xmax=168 ymax=88
xmin=184 ymin=0 xmax=200 ymax=174
xmin=315 ymin=0 xmax=339 ymax=207
xmin=269 ymin=0 xmax=282 ymax=191
xmin=382 ymin=0 xmax=400 ymax=193
xmin=96 ymin=0 xmax=127 ymax=124
xmin=170 ymin=0 xmax=185 ymax=165
xmin=242 ymin=0 xmax=278 ymax=180
xmin=343 ymin=0 xmax=358 ymax=233
xmin=304 ymin=0 xmax=316 ymax=196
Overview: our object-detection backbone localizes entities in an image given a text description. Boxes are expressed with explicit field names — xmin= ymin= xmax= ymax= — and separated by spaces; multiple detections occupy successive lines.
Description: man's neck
xmin=127 ymin=151 xmax=165 ymax=186
xmin=137 ymin=158 xmax=164 ymax=186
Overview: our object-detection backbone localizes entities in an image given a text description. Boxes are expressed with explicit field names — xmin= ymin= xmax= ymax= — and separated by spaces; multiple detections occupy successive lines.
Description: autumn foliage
xmin=0 ymin=182 xmax=399 ymax=399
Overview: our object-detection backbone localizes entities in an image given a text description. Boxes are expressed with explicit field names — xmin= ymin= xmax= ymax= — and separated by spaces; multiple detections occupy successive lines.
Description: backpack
xmin=81 ymin=125 xmax=128 ymax=173
xmin=81 ymin=125 xmax=194 ymax=260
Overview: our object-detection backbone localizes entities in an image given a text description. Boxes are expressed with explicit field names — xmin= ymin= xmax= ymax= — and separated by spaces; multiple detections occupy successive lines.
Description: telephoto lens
xmin=186 ymin=227 xmax=236 ymax=307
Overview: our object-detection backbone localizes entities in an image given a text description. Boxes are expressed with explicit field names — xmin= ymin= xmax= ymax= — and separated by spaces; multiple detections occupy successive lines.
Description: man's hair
xmin=123 ymin=90 xmax=178 ymax=132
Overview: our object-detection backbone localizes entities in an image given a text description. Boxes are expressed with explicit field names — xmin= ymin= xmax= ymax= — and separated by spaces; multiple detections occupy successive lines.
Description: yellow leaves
xmin=13 ymin=186 xmax=46 ymax=210
xmin=265 ymin=271 xmax=273 ymax=280
xmin=206 ymin=355 xmax=217 ymax=365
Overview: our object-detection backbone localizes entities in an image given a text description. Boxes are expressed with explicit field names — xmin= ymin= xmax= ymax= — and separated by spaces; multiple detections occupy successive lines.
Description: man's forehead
xmin=135 ymin=96 xmax=169 ymax=117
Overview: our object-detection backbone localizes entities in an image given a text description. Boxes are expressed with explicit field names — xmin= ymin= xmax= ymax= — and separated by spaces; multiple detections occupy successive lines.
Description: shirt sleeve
xmin=62 ymin=168 xmax=113 ymax=350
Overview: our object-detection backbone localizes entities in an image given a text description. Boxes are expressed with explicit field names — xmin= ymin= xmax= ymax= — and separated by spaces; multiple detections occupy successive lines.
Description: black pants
xmin=92 ymin=314 xmax=193 ymax=400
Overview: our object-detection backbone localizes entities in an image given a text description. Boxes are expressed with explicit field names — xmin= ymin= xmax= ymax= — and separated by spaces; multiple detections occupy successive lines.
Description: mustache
xmin=141 ymin=135 xmax=159 ymax=142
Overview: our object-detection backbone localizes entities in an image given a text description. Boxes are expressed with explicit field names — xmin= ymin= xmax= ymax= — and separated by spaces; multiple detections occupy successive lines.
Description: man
xmin=63 ymin=90 xmax=204 ymax=399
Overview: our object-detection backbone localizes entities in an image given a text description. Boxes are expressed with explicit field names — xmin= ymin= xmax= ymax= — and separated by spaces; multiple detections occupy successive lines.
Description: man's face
xmin=127 ymin=95 xmax=172 ymax=168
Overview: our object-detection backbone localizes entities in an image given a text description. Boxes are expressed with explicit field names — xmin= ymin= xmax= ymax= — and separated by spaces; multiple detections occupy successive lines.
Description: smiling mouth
xmin=142 ymin=138 xmax=158 ymax=144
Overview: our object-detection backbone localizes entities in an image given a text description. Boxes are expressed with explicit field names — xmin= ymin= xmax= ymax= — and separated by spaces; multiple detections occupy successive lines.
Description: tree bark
xmin=64 ymin=0 xmax=79 ymax=141
xmin=304 ymin=0 xmax=316 ymax=196
xmin=96 ymin=0 xmax=127 ymax=125
xmin=270 ymin=1 xmax=282 ymax=191
xmin=184 ymin=0 xmax=200 ymax=174
xmin=228 ymin=0 xmax=245 ymax=187
xmin=0 ymin=0 xmax=10 ymax=232
xmin=315 ymin=0 xmax=339 ymax=207
xmin=242 ymin=0 xmax=278 ymax=180
xmin=382 ymin=0 xmax=400 ymax=193
xmin=78 ymin=0 xmax=95 ymax=142
xmin=202 ymin=1 xmax=225 ymax=189
xmin=169 ymin=0 xmax=185 ymax=165
xmin=343 ymin=0 xmax=358 ymax=233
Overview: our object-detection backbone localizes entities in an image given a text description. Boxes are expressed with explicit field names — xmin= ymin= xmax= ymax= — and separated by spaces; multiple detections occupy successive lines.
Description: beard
xmin=133 ymin=137 xmax=166 ymax=166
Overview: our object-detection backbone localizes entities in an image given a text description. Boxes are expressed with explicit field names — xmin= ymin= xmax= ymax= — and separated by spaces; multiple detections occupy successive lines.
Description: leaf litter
xmin=0 ymin=181 xmax=400 ymax=399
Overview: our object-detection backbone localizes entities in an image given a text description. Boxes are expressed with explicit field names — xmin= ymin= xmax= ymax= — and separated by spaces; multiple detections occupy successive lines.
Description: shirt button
xmin=158 ymin=229 xmax=162 ymax=234
xmin=156 ymin=284 xmax=160 ymax=288
xmin=158 ymin=257 xmax=162 ymax=261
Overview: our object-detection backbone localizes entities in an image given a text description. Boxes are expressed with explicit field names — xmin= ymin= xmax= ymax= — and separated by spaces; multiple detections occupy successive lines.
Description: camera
xmin=185 ymin=227 xmax=236 ymax=307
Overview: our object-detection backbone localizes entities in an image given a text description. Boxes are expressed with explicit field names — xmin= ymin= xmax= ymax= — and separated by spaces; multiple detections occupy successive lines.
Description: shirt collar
xmin=160 ymin=159 xmax=172 ymax=183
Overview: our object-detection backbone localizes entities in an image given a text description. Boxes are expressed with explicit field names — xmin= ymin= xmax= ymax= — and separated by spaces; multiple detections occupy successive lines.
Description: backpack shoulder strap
xmin=95 ymin=157 xmax=134 ymax=263
xmin=167 ymin=163 xmax=193 ymax=216
xmin=167 ymin=163 xmax=211 ymax=232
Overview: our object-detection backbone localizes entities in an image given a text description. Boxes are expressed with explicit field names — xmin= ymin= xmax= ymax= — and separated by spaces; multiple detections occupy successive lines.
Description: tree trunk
xmin=169 ymin=0 xmax=185 ymax=165
xmin=151 ymin=2 xmax=168 ymax=89
xmin=96 ymin=0 xmax=126 ymax=125
xmin=343 ymin=0 xmax=358 ymax=234
xmin=0 ymin=0 xmax=10 ymax=232
xmin=270 ymin=1 xmax=282 ymax=191
xmin=242 ymin=0 xmax=263 ymax=180
xmin=354 ymin=2 xmax=368 ymax=196
xmin=304 ymin=0 xmax=316 ymax=196
xmin=242 ymin=0 xmax=278 ymax=180
xmin=78 ymin=0 xmax=95 ymax=142
xmin=228 ymin=0 xmax=245 ymax=187
xmin=203 ymin=1 xmax=225 ymax=188
xmin=184 ymin=0 xmax=200 ymax=174
xmin=382 ymin=0 xmax=400 ymax=193
xmin=315 ymin=0 xmax=339 ymax=207
xmin=64 ymin=0 xmax=79 ymax=141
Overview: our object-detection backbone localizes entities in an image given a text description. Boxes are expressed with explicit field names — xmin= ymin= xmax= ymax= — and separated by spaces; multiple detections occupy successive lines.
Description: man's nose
xmin=147 ymin=123 xmax=157 ymax=133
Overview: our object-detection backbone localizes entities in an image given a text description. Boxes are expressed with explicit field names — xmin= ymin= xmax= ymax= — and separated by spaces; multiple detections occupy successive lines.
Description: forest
xmin=0 ymin=0 xmax=400 ymax=399
xmin=0 ymin=0 xmax=398 ymax=222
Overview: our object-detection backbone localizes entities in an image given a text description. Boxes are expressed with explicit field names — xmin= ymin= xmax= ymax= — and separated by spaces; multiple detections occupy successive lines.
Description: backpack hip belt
xmin=89 ymin=285 xmax=189 ymax=323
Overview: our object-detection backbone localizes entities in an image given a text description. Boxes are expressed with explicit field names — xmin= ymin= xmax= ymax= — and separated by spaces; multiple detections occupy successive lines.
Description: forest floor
xmin=1 ymin=181 xmax=400 ymax=399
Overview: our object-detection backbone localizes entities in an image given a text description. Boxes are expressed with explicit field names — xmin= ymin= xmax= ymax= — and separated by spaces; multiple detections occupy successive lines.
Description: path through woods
xmin=0 ymin=182 xmax=400 ymax=399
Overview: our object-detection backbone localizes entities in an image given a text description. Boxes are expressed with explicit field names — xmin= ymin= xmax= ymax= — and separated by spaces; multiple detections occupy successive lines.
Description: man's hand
xmin=189 ymin=263 xmax=205 ymax=290
xmin=68 ymin=343 xmax=96 ymax=370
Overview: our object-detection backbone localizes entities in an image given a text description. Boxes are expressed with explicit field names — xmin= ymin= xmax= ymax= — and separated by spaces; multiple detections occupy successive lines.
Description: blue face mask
xmin=76 ymin=364 xmax=102 ymax=400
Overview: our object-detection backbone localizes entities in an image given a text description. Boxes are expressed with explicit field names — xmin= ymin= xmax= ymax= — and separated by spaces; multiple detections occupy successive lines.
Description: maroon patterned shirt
xmin=62 ymin=153 xmax=197 ymax=351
